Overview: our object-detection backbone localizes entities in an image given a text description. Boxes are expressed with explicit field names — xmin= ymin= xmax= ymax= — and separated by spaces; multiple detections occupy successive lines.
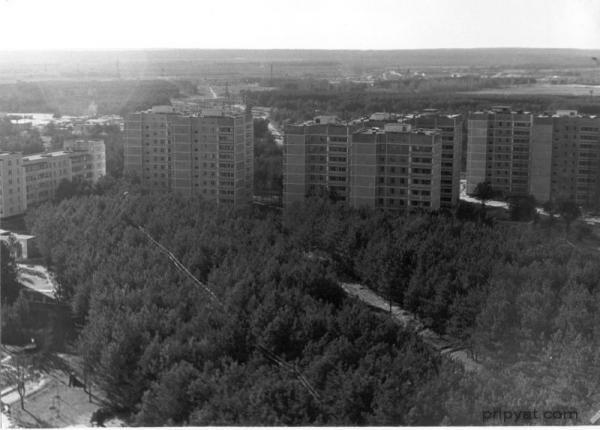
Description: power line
xmin=115 ymin=195 xmax=322 ymax=402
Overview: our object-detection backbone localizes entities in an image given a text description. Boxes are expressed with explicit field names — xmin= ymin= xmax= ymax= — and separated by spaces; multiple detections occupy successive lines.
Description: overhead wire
xmin=115 ymin=193 xmax=321 ymax=402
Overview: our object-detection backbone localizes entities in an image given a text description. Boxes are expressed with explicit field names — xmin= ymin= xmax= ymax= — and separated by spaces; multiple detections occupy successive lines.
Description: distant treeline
xmin=246 ymin=88 xmax=600 ymax=123
xmin=0 ymin=79 xmax=184 ymax=116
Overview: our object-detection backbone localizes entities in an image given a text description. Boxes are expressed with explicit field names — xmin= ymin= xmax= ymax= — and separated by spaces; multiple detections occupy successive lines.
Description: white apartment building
xmin=0 ymin=140 xmax=106 ymax=218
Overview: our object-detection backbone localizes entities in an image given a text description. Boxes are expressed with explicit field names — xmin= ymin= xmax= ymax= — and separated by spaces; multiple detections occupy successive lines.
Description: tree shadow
xmin=21 ymin=407 xmax=53 ymax=428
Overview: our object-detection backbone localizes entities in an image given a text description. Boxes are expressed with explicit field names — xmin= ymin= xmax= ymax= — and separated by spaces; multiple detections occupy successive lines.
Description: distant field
xmin=465 ymin=84 xmax=600 ymax=96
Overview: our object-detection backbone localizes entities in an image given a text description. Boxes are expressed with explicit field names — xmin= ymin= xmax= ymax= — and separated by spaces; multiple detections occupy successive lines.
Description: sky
xmin=0 ymin=0 xmax=599 ymax=51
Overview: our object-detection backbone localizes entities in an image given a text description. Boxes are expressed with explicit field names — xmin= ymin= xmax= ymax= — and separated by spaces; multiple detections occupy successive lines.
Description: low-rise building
xmin=0 ymin=140 xmax=106 ymax=218
xmin=23 ymin=151 xmax=72 ymax=206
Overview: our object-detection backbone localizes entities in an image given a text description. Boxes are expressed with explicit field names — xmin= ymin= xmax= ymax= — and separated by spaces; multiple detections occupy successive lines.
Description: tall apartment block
xmin=124 ymin=106 xmax=253 ymax=206
xmin=349 ymin=124 xmax=441 ymax=210
xmin=283 ymin=117 xmax=444 ymax=211
xmin=466 ymin=106 xmax=532 ymax=195
xmin=466 ymin=107 xmax=600 ymax=207
xmin=0 ymin=140 xmax=106 ymax=218
xmin=283 ymin=118 xmax=357 ymax=206
xmin=0 ymin=152 xmax=27 ymax=218
xmin=530 ymin=111 xmax=600 ymax=206
xmin=408 ymin=112 xmax=463 ymax=207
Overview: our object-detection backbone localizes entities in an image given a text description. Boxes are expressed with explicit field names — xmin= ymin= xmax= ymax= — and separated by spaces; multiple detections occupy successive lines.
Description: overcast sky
xmin=0 ymin=0 xmax=599 ymax=50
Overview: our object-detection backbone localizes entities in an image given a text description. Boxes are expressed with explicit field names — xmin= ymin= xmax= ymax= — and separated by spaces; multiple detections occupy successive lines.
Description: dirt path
xmin=341 ymin=282 xmax=483 ymax=373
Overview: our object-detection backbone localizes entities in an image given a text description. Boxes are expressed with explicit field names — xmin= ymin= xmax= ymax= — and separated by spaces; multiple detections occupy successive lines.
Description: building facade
xmin=530 ymin=111 xmax=600 ymax=206
xmin=0 ymin=152 xmax=27 ymax=218
xmin=408 ymin=112 xmax=463 ymax=208
xmin=465 ymin=107 xmax=600 ymax=207
xmin=466 ymin=106 xmax=533 ymax=196
xmin=124 ymin=106 xmax=253 ymax=206
xmin=0 ymin=140 xmax=106 ymax=218
xmin=23 ymin=151 xmax=72 ymax=206
xmin=283 ymin=118 xmax=444 ymax=211
xmin=64 ymin=139 xmax=106 ymax=182
xmin=283 ymin=122 xmax=356 ymax=206
xmin=350 ymin=124 xmax=442 ymax=210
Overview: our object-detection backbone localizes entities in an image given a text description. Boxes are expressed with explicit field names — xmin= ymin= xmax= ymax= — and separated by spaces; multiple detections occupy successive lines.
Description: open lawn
xmin=2 ymin=353 xmax=125 ymax=428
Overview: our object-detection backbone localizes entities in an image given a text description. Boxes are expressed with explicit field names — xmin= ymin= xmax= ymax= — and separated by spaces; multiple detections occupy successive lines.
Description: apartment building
xmin=283 ymin=118 xmax=358 ymax=207
xmin=124 ymin=106 xmax=253 ymax=206
xmin=22 ymin=140 xmax=106 ymax=207
xmin=466 ymin=106 xmax=533 ymax=196
xmin=0 ymin=141 xmax=106 ymax=218
xmin=0 ymin=152 xmax=27 ymax=218
xmin=64 ymin=139 xmax=106 ymax=182
xmin=350 ymin=124 xmax=442 ymax=210
xmin=283 ymin=118 xmax=443 ymax=211
xmin=23 ymin=151 xmax=72 ymax=206
xmin=465 ymin=107 xmax=600 ymax=208
xmin=530 ymin=111 xmax=600 ymax=206
xmin=407 ymin=111 xmax=463 ymax=207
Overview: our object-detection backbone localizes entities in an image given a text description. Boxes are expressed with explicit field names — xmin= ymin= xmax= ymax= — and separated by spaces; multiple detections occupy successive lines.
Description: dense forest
xmin=0 ymin=178 xmax=592 ymax=425
xmin=0 ymin=117 xmax=45 ymax=154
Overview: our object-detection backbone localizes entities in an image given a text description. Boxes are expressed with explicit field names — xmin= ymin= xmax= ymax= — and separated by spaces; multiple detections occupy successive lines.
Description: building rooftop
xmin=534 ymin=110 xmax=599 ymax=119
xmin=22 ymin=150 xmax=70 ymax=161
xmin=0 ymin=229 xmax=34 ymax=241
xmin=138 ymin=105 xmax=247 ymax=118
xmin=354 ymin=126 xmax=440 ymax=136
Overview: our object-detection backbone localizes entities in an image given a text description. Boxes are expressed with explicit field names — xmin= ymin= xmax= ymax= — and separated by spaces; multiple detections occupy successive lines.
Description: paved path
xmin=341 ymin=282 xmax=483 ymax=372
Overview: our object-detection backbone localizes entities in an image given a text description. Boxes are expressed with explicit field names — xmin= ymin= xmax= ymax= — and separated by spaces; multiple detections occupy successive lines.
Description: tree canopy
xmin=23 ymin=184 xmax=600 ymax=425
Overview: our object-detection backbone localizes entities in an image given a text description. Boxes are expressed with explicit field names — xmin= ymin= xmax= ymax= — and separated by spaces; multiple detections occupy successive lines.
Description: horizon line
xmin=1 ymin=46 xmax=600 ymax=53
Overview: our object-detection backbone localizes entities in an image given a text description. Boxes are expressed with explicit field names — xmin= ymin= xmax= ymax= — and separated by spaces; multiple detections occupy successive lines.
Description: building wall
xmin=465 ymin=110 xmax=600 ymax=208
xmin=283 ymin=129 xmax=307 ymax=206
xmin=124 ymin=113 xmax=144 ymax=178
xmin=66 ymin=140 xmax=106 ymax=182
xmin=549 ymin=115 xmax=600 ymax=206
xmin=529 ymin=118 xmax=553 ymax=203
xmin=411 ymin=114 xmax=463 ymax=207
xmin=23 ymin=152 xmax=72 ymax=206
xmin=124 ymin=109 xmax=253 ymax=206
xmin=0 ymin=153 xmax=27 ymax=218
xmin=466 ymin=118 xmax=488 ymax=194
xmin=283 ymin=122 xmax=443 ymax=211
xmin=349 ymin=132 xmax=377 ymax=207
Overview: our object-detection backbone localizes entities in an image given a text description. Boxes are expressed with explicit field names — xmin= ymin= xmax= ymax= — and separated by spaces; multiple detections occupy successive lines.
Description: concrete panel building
xmin=283 ymin=118 xmax=443 ymax=211
xmin=282 ymin=122 xmax=356 ymax=206
xmin=64 ymin=139 xmax=106 ymax=182
xmin=529 ymin=117 xmax=554 ymax=203
xmin=408 ymin=112 xmax=463 ymax=207
xmin=124 ymin=106 xmax=253 ymax=206
xmin=23 ymin=151 xmax=72 ymax=206
xmin=530 ymin=111 xmax=600 ymax=206
xmin=465 ymin=107 xmax=600 ymax=208
xmin=350 ymin=125 xmax=442 ymax=210
xmin=0 ymin=152 xmax=27 ymax=218
xmin=466 ymin=106 xmax=533 ymax=196
xmin=0 ymin=141 xmax=106 ymax=218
